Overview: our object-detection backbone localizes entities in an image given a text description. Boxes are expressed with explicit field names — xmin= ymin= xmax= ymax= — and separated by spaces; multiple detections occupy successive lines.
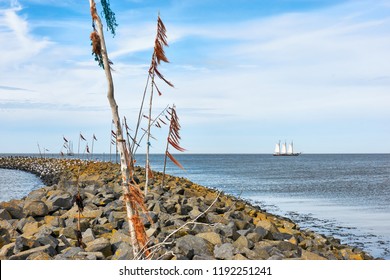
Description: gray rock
xmin=247 ymin=232 xmax=262 ymax=243
xmin=237 ymin=229 xmax=252 ymax=236
xmin=83 ymin=184 xmax=99 ymax=195
xmin=252 ymin=247 xmax=271 ymax=259
xmin=0 ymin=209 xmax=12 ymax=220
xmin=35 ymin=225 xmax=54 ymax=238
xmin=253 ymin=226 xmax=269 ymax=239
xmin=57 ymin=246 xmax=84 ymax=258
xmin=77 ymin=251 xmax=105 ymax=260
xmin=112 ymin=242 xmax=134 ymax=260
xmin=214 ymin=222 xmax=239 ymax=240
xmin=207 ymin=212 xmax=227 ymax=224
xmin=37 ymin=235 xmax=59 ymax=249
xmin=85 ymin=237 xmax=112 ymax=257
xmin=58 ymin=234 xmax=72 ymax=248
xmin=82 ymin=228 xmax=96 ymax=243
xmin=214 ymin=243 xmax=235 ymax=260
xmin=23 ymin=201 xmax=49 ymax=217
xmin=193 ymin=255 xmax=215 ymax=260
xmin=62 ymin=227 xmax=78 ymax=239
xmin=9 ymin=244 xmax=56 ymax=260
xmin=110 ymin=230 xmax=132 ymax=249
xmin=25 ymin=188 xmax=46 ymax=201
xmin=13 ymin=236 xmax=40 ymax=254
xmin=174 ymin=235 xmax=213 ymax=259
xmin=47 ymin=192 xmax=73 ymax=210
xmin=275 ymin=240 xmax=299 ymax=252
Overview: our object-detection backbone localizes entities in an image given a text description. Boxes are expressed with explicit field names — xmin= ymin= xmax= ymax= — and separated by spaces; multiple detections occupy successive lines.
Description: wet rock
xmin=23 ymin=201 xmax=49 ymax=217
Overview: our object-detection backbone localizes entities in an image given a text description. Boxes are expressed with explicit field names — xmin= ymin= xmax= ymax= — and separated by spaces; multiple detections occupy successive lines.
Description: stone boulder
xmin=46 ymin=191 xmax=74 ymax=211
xmin=85 ymin=237 xmax=112 ymax=258
xmin=23 ymin=201 xmax=49 ymax=217
xmin=214 ymin=243 xmax=235 ymax=260
xmin=0 ymin=209 xmax=12 ymax=220
xmin=0 ymin=200 xmax=25 ymax=219
xmin=174 ymin=235 xmax=214 ymax=259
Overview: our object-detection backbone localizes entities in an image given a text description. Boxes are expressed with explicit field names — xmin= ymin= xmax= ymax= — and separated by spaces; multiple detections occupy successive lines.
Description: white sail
xmin=287 ymin=142 xmax=293 ymax=154
xmin=281 ymin=142 xmax=287 ymax=154
xmin=274 ymin=143 xmax=280 ymax=154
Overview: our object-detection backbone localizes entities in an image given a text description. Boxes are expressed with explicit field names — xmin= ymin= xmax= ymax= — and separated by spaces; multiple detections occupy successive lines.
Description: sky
xmin=0 ymin=0 xmax=389 ymax=154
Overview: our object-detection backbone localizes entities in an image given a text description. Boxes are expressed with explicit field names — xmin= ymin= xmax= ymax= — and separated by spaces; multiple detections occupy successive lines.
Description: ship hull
xmin=273 ymin=153 xmax=301 ymax=156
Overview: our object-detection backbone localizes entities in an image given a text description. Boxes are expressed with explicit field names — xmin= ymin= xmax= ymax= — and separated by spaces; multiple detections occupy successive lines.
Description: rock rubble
xmin=0 ymin=156 xmax=374 ymax=260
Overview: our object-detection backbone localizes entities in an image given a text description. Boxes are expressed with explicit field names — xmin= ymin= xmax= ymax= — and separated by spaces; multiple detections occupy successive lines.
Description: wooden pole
xmin=88 ymin=0 xmax=140 ymax=256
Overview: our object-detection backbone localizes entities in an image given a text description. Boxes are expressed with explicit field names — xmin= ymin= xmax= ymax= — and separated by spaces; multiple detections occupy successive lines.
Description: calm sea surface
xmin=1 ymin=153 xmax=389 ymax=259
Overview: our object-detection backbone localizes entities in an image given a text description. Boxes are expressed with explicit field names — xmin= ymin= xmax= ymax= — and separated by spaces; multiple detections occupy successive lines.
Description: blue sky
xmin=0 ymin=0 xmax=389 ymax=154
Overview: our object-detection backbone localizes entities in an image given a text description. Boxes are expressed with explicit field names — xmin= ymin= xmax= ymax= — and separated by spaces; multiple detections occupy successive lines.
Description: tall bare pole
xmin=88 ymin=0 xmax=140 ymax=256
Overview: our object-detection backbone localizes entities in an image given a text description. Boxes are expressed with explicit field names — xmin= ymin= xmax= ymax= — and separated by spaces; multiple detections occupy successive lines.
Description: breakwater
xmin=0 ymin=156 xmax=374 ymax=260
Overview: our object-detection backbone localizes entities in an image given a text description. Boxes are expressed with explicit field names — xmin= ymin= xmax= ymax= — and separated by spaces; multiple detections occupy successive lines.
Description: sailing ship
xmin=66 ymin=141 xmax=74 ymax=156
xmin=273 ymin=141 xmax=301 ymax=156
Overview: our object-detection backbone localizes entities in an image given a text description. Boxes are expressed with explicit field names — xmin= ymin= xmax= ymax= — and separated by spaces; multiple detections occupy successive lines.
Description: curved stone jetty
xmin=0 ymin=156 xmax=374 ymax=260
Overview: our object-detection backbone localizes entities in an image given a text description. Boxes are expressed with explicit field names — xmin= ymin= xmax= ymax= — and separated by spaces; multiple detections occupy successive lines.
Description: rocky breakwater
xmin=0 ymin=156 xmax=374 ymax=260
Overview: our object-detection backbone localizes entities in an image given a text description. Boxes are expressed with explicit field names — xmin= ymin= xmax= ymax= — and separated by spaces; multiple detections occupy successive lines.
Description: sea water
xmin=1 ymin=153 xmax=389 ymax=259
xmin=0 ymin=168 xmax=44 ymax=202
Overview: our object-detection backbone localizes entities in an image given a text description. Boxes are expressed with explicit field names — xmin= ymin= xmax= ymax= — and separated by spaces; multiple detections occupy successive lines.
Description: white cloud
xmin=0 ymin=3 xmax=52 ymax=68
